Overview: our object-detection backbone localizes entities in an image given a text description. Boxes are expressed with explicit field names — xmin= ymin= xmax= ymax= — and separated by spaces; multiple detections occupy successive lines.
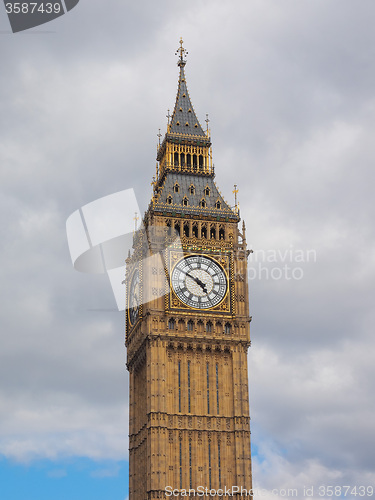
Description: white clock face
xmin=171 ymin=255 xmax=228 ymax=309
xmin=128 ymin=269 xmax=140 ymax=326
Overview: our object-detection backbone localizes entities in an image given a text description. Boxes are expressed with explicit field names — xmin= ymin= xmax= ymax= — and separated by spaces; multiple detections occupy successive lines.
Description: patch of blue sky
xmin=0 ymin=456 xmax=129 ymax=500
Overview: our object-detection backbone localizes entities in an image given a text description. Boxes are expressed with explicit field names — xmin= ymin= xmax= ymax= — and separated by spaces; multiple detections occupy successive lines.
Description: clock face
xmin=171 ymin=255 xmax=228 ymax=310
xmin=128 ymin=269 xmax=140 ymax=326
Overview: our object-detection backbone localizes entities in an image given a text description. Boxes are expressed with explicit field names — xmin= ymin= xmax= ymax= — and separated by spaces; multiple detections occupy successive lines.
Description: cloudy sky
xmin=1 ymin=1 xmax=375 ymax=499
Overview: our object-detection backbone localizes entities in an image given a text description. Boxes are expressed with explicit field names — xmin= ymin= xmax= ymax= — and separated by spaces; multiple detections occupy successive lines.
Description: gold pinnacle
xmin=133 ymin=212 xmax=139 ymax=232
xmin=233 ymin=184 xmax=239 ymax=209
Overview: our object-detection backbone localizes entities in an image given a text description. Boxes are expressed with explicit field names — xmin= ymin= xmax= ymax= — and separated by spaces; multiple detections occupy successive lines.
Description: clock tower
xmin=126 ymin=40 xmax=252 ymax=499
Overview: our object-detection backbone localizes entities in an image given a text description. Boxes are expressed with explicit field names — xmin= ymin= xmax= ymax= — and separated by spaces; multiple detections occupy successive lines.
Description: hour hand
xmin=195 ymin=277 xmax=207 ymax=293
xmin=186 ymin=272 xmax=207 ymax=293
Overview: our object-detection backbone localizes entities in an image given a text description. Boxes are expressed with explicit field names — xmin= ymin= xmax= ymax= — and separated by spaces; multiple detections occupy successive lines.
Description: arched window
xmin=174 ymin=153 xmax=179 ymax=166
xmin=210 ymin=226 xmax=216 ymax=239
xmin=200 ymin=199 xmax=207 ymax=208
xmin=189 ymin=185 xmax=195 ymax=195
xmin=206 ymin=321 xmax=213 ymax=333
xmin=216 ymin=200 xmax=221 ymax=209
xmin=199 ymin=155 xmax=204 ymax=170
xmin=187 ymin=320 xmax=194 ymax=331
xmin=225 ymin=323 xmax=231 ymax=334
xmin=174 ymin=183 xmax=179 ymax=193
xmin=184 ymin=223 xmax=190 ymax=237
xmin=182 ymin=197 xmax=188 ymax=207
xmin=219 ymin=228 xmax=225 ymax=240
xmin=192 ymin=224 xmax=198 ymax=238
xmin=205 ymin=186 xmax=210 ymax=196
xmin=168 ymin=318 xmax=175 ymax=330
xmin=167 ymin=195 xmax=173 ymax=205
xmin=201 ymin=226 xmax=207 ymax=238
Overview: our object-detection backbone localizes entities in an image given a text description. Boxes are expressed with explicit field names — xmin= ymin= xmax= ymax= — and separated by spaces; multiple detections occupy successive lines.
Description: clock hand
xmin=185 ymin=271 xmax=208 ymax=293
xmin=194 ymin=277 xmax=208 ymax=293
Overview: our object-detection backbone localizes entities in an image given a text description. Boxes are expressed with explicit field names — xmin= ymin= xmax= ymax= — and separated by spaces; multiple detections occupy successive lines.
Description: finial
xmin=205 ymin=113 xmax=210 ymax=135
xmin=151 ymin=176 xmax=156 ymax=196
xmin=166 ymin=109 xmax=171 ymax=125
xmin=133 ymin=212 xmax=139 ymax=233
xmin=233 ymin=184 xmax=239 ymax=214
xmin=175 ymin=37 xmax=188 ymax=67
xmin=157 ymin=128 xmax=162 ymax=146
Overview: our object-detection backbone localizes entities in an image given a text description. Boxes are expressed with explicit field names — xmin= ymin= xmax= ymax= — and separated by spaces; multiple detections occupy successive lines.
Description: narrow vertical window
xmin=208 ymin=442 xmax=212 ymax=490
xmin=179 ymin=441 xmax=182 ymax=489
xmin=206 ymin=362 xmax=210 ymax=414
xmin=188 ymin=360 xmax=191 ymax=413
xmin=216 ymin=363 xmax=219 ymax=414
xmin=178 ymin=361 xmax=181 ymax=413
xmin=218 ymin=442 xmax=222 ymax=488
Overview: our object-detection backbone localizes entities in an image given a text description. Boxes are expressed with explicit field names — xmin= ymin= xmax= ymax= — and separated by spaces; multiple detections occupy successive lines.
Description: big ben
xmin=126 ymin=39 xmax=252 ymax=499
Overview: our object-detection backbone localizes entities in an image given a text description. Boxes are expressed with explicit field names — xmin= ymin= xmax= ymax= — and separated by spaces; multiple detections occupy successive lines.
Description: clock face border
xmin=168 ymin=252 xmax=231 ymax=313
xmin=127 ymin=266 xmax=141 ymax=329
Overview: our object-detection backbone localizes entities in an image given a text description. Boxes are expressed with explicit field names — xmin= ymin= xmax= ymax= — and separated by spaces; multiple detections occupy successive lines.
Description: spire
xmin=156 ymin=39 xmax=213 ymax=178
xmin=169 ymin=38 xmax=206 ymax=138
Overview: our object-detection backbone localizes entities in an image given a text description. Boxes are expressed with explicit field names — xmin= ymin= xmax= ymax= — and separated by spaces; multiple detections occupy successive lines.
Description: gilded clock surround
xmin=168 ymin=251 xmax=231 ymax=313
xmin=125 ymin=40 xmax=252 ymax=499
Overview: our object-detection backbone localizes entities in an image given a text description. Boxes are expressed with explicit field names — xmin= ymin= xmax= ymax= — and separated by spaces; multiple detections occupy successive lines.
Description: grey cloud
xmin=0 ymin=0 xmax=374 ymax=491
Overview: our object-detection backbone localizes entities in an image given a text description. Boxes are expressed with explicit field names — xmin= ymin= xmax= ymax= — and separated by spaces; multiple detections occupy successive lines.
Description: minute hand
xmin=185 ymin=271 xmax=208 ymax=293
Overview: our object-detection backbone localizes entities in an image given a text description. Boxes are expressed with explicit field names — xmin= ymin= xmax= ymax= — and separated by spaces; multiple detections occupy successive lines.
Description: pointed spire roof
xmin=169 ymin=39 xmax=206 ymax=138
